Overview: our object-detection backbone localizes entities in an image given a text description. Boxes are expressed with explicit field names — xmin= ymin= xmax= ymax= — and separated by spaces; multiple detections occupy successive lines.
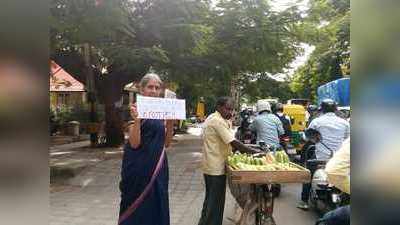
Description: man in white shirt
xmin=298 ymin=99 xmax=350 ymax=210
xmin=309 ymin=99 xmax=350 ymax=160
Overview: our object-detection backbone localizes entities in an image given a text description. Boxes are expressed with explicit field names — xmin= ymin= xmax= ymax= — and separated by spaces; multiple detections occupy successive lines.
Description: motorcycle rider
xmin=249 ymin=100 xmax=284 ymax=150
xmin=273 ymin=103 xmax=292 ymax=150
xmin=316 ymin=205 xmax=350 ymax=225
xmin=316 ymin=138 xmax=350 ymax=225
xmin=274 ymin=103 xmax=292 ymax=137
xmin=297 ymin=99 xmax=350 ymax=210
xmin=326 ymin=138 xmax=350 ymax=194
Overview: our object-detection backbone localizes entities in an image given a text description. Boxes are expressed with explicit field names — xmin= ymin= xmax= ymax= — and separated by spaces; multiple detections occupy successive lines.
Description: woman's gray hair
xmin=139 ymin=73 xmax=163 ymax=90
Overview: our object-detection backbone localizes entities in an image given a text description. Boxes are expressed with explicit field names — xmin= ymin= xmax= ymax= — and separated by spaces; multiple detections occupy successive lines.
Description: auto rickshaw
xmin=283 ymin=104 xmax=307 ymax=153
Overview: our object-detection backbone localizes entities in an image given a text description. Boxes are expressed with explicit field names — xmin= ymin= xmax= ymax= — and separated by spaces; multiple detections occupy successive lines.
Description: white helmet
xmin=256 ymin=100 xmax=271 ymax=113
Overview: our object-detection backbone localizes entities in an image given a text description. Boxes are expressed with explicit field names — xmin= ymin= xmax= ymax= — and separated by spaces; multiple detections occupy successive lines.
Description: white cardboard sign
xmin=137 ymin=95 xmax=186 ymax=120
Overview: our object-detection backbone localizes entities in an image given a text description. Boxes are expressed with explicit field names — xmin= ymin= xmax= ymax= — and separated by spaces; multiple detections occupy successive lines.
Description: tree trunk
xmin=99 ymin=67 xmax=147 ymax=147
xmin=230 ymin=75 xmax=241 ymax=126
xmin=83 ymin=43 xmax=99 ymax=147
xmin=102 ymin=75 xmax=125 ymax=147
xmin=105 ymin=100 xmax=124 ymax=147
xmin=230 ymin=75 xmax=241 ymax=112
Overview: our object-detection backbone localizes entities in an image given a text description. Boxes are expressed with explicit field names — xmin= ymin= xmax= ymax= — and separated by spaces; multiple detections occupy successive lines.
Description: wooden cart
xmin=227 ymin=163 xmax=311 ymax=225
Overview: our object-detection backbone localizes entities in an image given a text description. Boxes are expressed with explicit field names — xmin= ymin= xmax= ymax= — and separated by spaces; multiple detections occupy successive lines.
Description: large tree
xmin=290 ymin=0 xmax=350 ymax=102
xmin=202 ymin=0 xmax=304 ymax=110
xmin=50 ymin=0 xmax=210 ymax=146
xmin=50 ymin=0 xmax=316 ymax=144
xmin=241 ymin=74 xmax=295 ymax=104
xmin=170 ymin=0 xmax=306 ymax=114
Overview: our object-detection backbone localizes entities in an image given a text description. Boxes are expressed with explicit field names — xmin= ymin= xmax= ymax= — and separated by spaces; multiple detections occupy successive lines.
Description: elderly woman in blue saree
xmin=118 ymin=73 xmax=174 ymax=225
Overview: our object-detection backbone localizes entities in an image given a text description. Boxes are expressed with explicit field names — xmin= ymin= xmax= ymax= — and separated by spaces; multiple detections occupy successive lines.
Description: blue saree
xmin=119 ymin=119 xmax=169 ymax=225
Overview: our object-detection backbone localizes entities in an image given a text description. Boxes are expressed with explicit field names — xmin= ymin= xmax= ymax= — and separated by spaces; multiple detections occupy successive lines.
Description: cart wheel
xmin=256 ymin=213 xmax=276 ymax=225
xmin=264 ymin=216 xmax=277 ymax=225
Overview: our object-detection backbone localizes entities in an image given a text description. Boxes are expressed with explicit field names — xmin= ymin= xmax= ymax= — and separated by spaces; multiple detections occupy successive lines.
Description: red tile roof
xmin=50 ymin=61 xmax=85 ymax=92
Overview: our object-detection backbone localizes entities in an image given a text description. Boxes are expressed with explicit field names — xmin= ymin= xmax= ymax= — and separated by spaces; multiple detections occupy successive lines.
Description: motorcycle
xmin=303 ymin=129 xmax=350 ymax=214
xmin=308 ymin=159 xmax=350 ymax=214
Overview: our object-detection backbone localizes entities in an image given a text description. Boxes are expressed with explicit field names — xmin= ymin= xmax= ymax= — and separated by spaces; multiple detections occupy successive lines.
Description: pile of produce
xmin=227 ymin=151 xmax=302 ymax=171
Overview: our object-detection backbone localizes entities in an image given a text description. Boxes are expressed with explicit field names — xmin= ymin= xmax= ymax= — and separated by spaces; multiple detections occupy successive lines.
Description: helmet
xmin=320 ymin=99 xmax=337 ymax=113
xmin=307 ymin=104 xmax=318 ymax=113
xmin=256 ymin=100 xmax=271 ymax=113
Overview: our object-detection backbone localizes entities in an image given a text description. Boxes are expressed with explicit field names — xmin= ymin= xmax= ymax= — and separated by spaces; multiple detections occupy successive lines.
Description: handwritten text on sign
xmin=137 ymin=95 xmax=186 ymax=120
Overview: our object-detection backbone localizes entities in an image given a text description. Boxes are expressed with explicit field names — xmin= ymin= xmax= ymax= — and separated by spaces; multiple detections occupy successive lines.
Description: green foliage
xmin=207 ymin=0 xmax=303 ymax=74
xmin=241 ymin=74 xmax=295 ymax=103
xmin=172 ymin=0 xmax=305 ymax=112
xmin=50 ymin=0 xmax=327 ymax=126
xmin=51 ymin=105 xmax=73 ymax=125
xmin=50 ymin=104 xmax=101 ymax=125
xmin=290 ymin=0 xmax=350 ymax=101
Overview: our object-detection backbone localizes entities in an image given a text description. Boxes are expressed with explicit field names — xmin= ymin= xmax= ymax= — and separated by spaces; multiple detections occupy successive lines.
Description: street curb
xmin=50 ymin=164 xmax=88 ymax=183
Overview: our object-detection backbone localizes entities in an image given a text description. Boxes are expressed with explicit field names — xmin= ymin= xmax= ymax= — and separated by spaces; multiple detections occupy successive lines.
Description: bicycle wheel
xmin=255 ymin=186 xmax=263 ymax=225
xmin=256 ymin=208 xmax=262 ymax=225
xmin=255 ymin=186 xmax=277 ymax=225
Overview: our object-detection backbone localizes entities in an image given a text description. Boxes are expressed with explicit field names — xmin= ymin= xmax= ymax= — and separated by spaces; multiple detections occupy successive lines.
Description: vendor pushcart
xmin=227 ymin=150 xmax=311 ymax=225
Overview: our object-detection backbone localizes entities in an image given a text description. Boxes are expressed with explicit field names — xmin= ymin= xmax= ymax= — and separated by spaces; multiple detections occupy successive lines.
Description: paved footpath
xmin=50 ymin=130 xmax=317 ymax=225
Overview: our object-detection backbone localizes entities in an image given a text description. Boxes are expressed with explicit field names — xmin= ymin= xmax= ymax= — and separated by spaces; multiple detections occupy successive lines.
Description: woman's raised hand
xmin=130 ymin=103 xmax=139 ymax=120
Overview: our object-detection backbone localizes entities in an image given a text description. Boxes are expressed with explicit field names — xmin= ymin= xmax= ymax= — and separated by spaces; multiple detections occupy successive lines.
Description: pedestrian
xmin=118 ymin=73 xmax=174 ymax=225
xmin=198 ymin=97 xmax=260 ymax=225
xmin=297 ymin=99 xmax=350 ymax=210
xmin=250 ymin=100 xmax=285 ymax=150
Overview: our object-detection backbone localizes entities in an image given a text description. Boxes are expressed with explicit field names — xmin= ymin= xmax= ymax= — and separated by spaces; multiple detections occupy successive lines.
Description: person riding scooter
xmin=297 ymin=99 xmax=350 ymax=210
xmin=326 ymin=138 xmax=350 ymax=195
xmin=315 ymin=138 xmax=350 ymax=225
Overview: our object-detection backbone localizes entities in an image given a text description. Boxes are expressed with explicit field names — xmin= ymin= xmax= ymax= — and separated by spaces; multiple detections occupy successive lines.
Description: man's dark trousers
xmin=301 ymin=143 xmax=317 ymax=202
xmin=198 ymin=174 xmax=227 ymax=225
xmin=301 ymin=160 xmax=318 ymax=202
